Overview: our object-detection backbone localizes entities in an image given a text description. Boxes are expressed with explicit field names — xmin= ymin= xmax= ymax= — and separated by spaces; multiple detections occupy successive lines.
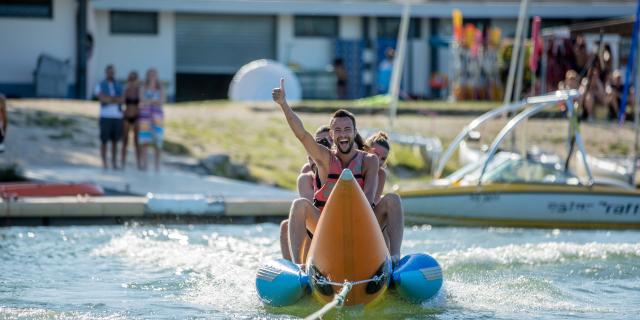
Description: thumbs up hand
xmin=272 ymin=78 xmax=286 ymax=106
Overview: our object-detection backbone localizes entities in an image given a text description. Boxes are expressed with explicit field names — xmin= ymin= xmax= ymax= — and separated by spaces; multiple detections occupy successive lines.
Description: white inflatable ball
xmin=228 ymin=59 xmax=302 ymax=103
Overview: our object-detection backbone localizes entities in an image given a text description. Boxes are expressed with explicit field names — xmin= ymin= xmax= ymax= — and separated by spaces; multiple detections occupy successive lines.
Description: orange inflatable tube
xmin=306 ymin=169 xmax=391 ymax=306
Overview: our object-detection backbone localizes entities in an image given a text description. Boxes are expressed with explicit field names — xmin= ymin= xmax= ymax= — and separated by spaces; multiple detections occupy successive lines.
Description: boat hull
xmin=400 ymin=184 xmax=640 ymax=228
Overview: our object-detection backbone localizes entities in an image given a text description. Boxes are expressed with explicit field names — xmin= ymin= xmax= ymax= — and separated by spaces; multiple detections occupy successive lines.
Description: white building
xmin=0 ymin=0 xmax=635 ymax=101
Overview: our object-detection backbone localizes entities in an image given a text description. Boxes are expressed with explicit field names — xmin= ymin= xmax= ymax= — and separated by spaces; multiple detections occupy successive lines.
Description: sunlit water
xmin=1 ymin=224 xmax=639 ymax=319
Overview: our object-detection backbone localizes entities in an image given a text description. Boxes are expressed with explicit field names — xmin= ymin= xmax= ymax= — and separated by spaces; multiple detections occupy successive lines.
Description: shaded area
xmin=176 ymin=73 xmax=233 ymax=102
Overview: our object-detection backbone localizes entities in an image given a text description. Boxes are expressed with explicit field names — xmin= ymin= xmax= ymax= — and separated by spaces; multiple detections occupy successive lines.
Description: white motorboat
xmin=399 ymin=90 xmax=640 ymax=229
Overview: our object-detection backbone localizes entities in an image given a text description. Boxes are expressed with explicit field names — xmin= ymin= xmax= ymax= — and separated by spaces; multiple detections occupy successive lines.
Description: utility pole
xmin=76 ymin=0 xmax=88 ymax=99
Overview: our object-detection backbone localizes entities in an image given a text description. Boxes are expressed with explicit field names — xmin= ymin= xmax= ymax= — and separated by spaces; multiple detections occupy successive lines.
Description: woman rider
xmin=364 ymin=131 xmax=404 ymax=265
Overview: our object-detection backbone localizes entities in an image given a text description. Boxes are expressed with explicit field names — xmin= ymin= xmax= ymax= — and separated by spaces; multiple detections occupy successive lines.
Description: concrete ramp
xmin=0 ymin=166 xmax=297 ymax=226
xmin=24 ymin=166 xmax=296 ymax=201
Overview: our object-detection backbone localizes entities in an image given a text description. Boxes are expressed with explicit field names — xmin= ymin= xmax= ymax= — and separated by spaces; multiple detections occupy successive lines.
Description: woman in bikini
xmin=121 ymin=71 xmax=141 ymax=169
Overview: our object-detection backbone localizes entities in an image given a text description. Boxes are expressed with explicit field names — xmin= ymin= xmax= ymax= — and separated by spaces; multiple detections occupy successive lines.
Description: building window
xmin=377 ymin=18 xmax=421 ymax=39
xmin=0 ymin=0 xmax=52 ymax=19
xmin=110 ymin=11 xmax=158 ymax=35
xmin=295 ymin=16 xmax=338 ymax=37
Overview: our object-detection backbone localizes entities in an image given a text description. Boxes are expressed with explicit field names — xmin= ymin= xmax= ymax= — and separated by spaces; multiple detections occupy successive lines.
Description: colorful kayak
xmin=256 ymin=169 xmax=443 ymax=308
xmin=0 ymin=182 xmax=104 ymax=197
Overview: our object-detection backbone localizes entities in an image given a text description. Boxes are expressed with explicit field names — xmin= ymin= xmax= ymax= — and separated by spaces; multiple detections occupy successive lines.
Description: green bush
xmin=26 ymin=111 xmax=76 ymax=128
xmin=162 ymin=139 xmax=191 ymax=156
xmin=386 ymin=144 xmax=427 ymax=172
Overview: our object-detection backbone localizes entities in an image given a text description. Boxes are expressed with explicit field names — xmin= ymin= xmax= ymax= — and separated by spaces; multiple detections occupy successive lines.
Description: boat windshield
xmin=482 ymin=157 xmax=580 ymax=185
xmin=446 ymin=152 xmax=513 ymax=185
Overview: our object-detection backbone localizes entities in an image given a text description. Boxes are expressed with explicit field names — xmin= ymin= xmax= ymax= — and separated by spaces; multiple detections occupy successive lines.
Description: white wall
xmin=281 ymin=15 xmax=365 ymax=70
xmin=277 ymin=15 xmax=334 ymax=70
xmin=276 ymin=15 xmax=293 ymax=64
xmin=92 ymin=10 xmax=175 ymax=97
xmin=339 ymin=16 xmax=361 ymax=39
xmin=408 ymin=18 xmax=430 ymax=97
xmin=0 ymin=0 xmax=76 ymax=84
xmin=289 ymin=39 xmax=334 ymax=70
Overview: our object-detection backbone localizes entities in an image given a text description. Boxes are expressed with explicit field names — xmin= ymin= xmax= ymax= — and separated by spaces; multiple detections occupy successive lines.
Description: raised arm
xmin=362 ymin=153 xmax=379 ymax=205
xmin=272 ymin=78 xmax=330 ymax=167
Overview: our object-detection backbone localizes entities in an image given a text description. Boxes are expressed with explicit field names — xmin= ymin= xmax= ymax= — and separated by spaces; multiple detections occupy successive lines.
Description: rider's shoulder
xmin=362 ymin=152 xmax=379 ymax=165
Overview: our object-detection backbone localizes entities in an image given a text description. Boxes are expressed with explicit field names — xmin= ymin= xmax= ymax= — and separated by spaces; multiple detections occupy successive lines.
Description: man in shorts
xmin=95 ymin=65 xmax=124 ymax=169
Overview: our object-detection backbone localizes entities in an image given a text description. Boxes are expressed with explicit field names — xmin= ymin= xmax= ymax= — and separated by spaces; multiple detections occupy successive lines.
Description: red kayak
xmin=0 ymin=183 xmax=104 ymax=197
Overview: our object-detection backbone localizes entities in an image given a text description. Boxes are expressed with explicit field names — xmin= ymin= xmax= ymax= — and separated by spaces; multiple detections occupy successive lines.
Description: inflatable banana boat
xmin=256 ymin=169 xmax=443 ymax=308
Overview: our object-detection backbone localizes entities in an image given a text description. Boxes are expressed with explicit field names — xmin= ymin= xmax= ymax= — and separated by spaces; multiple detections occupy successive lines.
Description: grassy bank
xmin=165 ymin=101 xmax=453 ymax=190
xmin=9 ymin=98 xmax=638 ymax=191
xmin=164 ymin=101 xmax=637 ymax=191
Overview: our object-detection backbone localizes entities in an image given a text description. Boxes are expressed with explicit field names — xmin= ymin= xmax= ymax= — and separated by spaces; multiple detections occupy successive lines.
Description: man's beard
xmin=337 ymin=140 xmax=354 ymax=154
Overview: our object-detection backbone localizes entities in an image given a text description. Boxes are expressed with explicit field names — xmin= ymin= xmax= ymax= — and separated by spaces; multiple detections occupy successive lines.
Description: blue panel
xmin=0 ymin=84 xmax=35 ymax=98
xmin=335 ymin=39 xmax=365 ymax=99
xmin=0 ymin=83 xmax=76 ymax=99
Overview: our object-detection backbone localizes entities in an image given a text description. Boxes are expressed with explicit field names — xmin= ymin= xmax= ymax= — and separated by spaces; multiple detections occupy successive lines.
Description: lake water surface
xmin=1 ymin=224 xmax=639 ymax=319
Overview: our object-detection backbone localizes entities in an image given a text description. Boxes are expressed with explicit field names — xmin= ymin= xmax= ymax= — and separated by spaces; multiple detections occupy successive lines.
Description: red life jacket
xmin=313 ymin=150 xmax=366 ymax=212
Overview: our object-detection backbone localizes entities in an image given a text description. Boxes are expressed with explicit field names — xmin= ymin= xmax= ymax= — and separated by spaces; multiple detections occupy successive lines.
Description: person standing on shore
xmin=121 ymin=71 xmax=141 ymax=169
xmin=333 ymin=58 xmax=348 ymax=99
xmin=377 ymin=48 xmax=394 ymax=94
xmin=95 ymin=65 xmax=124 ymax=170
xmin=138 ymin=68 xmax=165 ymax=172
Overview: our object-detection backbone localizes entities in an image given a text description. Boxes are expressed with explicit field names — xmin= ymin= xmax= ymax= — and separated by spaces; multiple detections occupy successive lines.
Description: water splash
xmin=437 ymin=242 xmax=640 ymax=267
xmin=91 ymin=225 xmax=280 ymax=317
xmin=0 ymin=306 xmax=127 ymax=320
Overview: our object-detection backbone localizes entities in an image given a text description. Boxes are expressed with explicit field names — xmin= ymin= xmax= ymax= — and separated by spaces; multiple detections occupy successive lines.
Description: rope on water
xmin=304 ymin=282 xmax=352 ymax=320
xmin=315 ymin=274 xmax=384 ymax=287
xmin=303 ymin=273 xmax=384 ymax=320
